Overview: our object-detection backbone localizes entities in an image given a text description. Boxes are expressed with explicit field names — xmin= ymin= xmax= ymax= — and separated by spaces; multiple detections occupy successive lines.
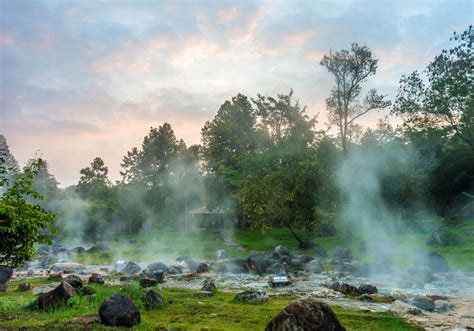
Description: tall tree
xmin=77 ymin=157 xmax=111 ymax=200
xmin=0 ymin=135 xmax=19 ymax=174
xmin=320 ymin=44 xmax=391 ymax=154
xmin=201 ymin=94 xmax=260 ymax=210
xmin=393 ymin=26 xmax=474 ymax=152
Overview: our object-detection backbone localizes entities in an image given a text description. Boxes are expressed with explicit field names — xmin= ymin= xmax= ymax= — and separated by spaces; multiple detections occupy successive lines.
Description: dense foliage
xmin=0 ymin=157 xmax=56 ymax=267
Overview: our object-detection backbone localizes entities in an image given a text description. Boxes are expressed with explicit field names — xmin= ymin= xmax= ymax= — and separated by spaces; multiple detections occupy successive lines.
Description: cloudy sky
xmin=0 ymin=0 xmax=472 ymax=186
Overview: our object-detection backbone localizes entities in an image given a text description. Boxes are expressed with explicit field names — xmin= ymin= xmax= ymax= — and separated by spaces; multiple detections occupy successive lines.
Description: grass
xmin=234 ymin=219 xmax=474 ymax=271
xmin=0 ymin=277 xmax=422 ymax=330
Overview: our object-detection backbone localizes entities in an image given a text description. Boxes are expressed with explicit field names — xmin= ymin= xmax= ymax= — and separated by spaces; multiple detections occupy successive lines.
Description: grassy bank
xmin=0 ymin=278 xmax=421 ymax=330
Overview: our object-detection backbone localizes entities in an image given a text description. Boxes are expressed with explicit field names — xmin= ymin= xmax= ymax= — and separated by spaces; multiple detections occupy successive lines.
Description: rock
xmin=410 ymin=296 xmax=435 ymax=312
xmin=273 ymin=245 xmax=291 ymax=259
xmin=265 ymin=297 xmax=346 ymax=331
xmin=99 ymin=294 xmax=141 ymax=327
xmin=197 ymin=291 xmax=215 ymax=298
xmin=89 ymin=273 xmax=105 ymax=285
xmin=144 ymin=289 xmax=163 ymax=309
xmin=64 ymin=275 xmax=83 ymax=289
xmin=18 ymin=282 xmax=31 ymax=291
xmin=70 ymin=246 xmax=86 ymax=254
xmin=168 ymin=266 xmax=183 ymax=274
xmin=234 ymin=290 xmax=269 ymax=304
xmin=122 ymin=261 xmax=141 ymax=275
xmin=37 ymin=282 xmax=76 ymax=310
xmin=87 ymin=244 xmax=109 ymax=254
xmin=50 ymin=263 xmax=85 ymax=273
xmin=175 ymin=255 xmax=188 ymax=263
xmin=247 ymin=254 xmax=273 ymax=274
xmin=266 ymin=262 xmax=286 ymax=274
xmin=0 ymin=266 xmax=13 ymax=292
xmin=139 ymin=278 xmax=158 ymax=288
xmin=333 ymin=246 xmax=352 ymax=263
xmin=216 ymin=249 xmax=228 ymax=260
xmin=330 ymin=282 xmax=362 ymax=296
xmin=290 ymin=259 xmax=301 ymax=268
xmin=359 ymin=284 xmax=378 ymax=295
xmin=195 ymin=263 xmax=209 ymax=274
xmin=201 ymin=280 xmax=217 ymax=292
xmin=391 ymin=290 xmax=408 ymax=301
xmin=146 ymin=262 xmax=169 ymax=273
xmin=406 ymin=308 xmax=422 ymax=315
xmin=141 ymin=270 xmax=165 ymax=283
xmin=305 ymin=259 xmax=322 ymax=273
xmin=278 ymin=255 xmax=292 ymax=264
xmin=36 ymin=245 xmax=50 ymax=256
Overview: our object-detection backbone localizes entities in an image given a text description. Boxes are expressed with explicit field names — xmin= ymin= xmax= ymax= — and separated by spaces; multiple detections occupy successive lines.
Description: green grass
xmin=0 ymin=278 xmax=421 ymax=330
xmin=234 ymin=219 xmax=474 ymax=270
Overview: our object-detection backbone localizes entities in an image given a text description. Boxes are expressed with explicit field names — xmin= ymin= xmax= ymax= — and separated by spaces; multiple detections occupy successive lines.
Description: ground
xmin=0 ymin=218 xmax=472 ymax=330
xmin=0 ymin=278 xmax=421 ymax=330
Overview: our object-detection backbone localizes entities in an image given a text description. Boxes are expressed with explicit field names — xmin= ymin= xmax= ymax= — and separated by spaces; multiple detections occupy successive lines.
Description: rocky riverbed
xmin=6 ymin=243 xmax=474 ymax=330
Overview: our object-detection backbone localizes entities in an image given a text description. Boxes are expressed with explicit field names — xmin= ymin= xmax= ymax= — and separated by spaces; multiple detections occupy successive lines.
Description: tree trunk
xmin=287 ymin=224 xmax=309 ymax=248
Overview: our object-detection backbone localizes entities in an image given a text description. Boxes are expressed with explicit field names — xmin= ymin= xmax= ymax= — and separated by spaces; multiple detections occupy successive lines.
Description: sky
xmin=0 ymin=0 xmax=472 ymax=186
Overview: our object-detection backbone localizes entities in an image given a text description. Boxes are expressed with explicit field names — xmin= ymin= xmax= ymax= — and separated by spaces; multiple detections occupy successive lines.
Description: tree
xmin=24 ymin=159 xmax=60 ymax=200
xmin=393 ymin=26 xmax=474 ymax=152
xmin=252 ymin=90 xmax=316 ymax=149
xmin=0 ymin=157 xmax=56 ymax=267
xmin=201 ymin=94 xmax=260 ymax=211
xmin=0 ymin=135 xmax=19 ymax=173
xmin=77 ymin=157 xmax=111 ymax=200
xmin=320 ymin=44 xmax=391 ymax=154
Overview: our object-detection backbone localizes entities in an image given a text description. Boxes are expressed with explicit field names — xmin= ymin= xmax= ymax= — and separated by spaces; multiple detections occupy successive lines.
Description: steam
xmin=337 ymin=143 xmax=422 ymax=274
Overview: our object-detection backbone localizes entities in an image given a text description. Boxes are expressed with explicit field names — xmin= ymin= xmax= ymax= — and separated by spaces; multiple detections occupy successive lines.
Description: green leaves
xmin=0 ymin=158 xmax=56 ymax=267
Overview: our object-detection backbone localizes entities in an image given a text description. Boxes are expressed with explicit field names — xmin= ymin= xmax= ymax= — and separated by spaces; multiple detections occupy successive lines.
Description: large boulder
xmin=146 ymin=262 xmax=169 ymax=273
xmin=64 ymin=275 xmax=83 ymax=289
xmin=89 ymin=273 xmax=105 ymax=285
xmin=141 ymin=269 xmax=165 ymax=283
xmin=139 ymin=278 xmax=158 ymax=288
xmin=122 ymin=261 xmax=141 ymax=275
xmin=330 ymin=282 xmax=362 ymax=296
xmin=37 ymin=282 xmax=76 ymax=310
xmin=359 ymin=284 xmax=378 ymax=295
xmin=273 ymin=245 xmax=291 ymax=259
xmin=247 ymin=254 xmax=273 ymax=274
xmin=144 ymin=289 xmax=163 ymax=310
xmin=234 ymin=290 xmax=269 ymax=304
xmin=99 ymin=294 xmax=141 ymax=327
xmin=0 ymin=266 xmax=13 ymax=292
xmin=265 ymin=297 xmax=346 ymax=331
xmin=266 ymin=262 xmax=287 ymax=274
xmin=196 ymin=263 xmax=209 ymax=274
xmin=410 ymin=296 xmax=435 ymax=312
xmin=305 ymin=259 xmax=322 ymax=273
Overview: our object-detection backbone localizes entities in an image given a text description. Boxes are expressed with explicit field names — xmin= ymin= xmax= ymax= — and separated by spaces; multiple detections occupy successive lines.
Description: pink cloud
xmin=0 ymin=30 xmax=14 ymax=45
